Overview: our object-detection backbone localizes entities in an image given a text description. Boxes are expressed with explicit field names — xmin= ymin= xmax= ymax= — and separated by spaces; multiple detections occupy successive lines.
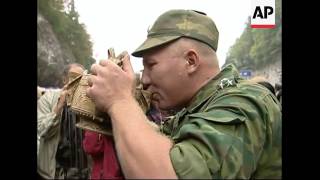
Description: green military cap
xmin=132 ymin=9 xmax=219 ymax=57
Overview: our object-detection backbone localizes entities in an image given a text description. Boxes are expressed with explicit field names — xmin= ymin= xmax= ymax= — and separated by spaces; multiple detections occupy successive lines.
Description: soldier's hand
xmin=86 ymin=52 xmax=135 ymax=114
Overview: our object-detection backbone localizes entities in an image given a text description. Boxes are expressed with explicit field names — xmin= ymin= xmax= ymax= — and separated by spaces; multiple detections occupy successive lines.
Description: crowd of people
xmin=38 ymin=9 xmax=282 ymax=179
xmin=37 ymin=64 xmax=169 ymax=179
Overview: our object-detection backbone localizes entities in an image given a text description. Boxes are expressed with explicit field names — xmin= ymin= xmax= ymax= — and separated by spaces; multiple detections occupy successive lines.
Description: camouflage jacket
xmin=162 ymin=64 xmax=282 ymax=179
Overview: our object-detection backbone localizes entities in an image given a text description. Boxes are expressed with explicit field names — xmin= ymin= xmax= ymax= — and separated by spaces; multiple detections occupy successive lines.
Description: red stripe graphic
xmin=251 ymin=24 xmax=276 ymax=29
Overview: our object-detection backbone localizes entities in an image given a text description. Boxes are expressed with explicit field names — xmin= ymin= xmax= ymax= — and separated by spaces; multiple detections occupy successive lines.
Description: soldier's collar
xmin=185 ymin=64 xmax=239 ymax=113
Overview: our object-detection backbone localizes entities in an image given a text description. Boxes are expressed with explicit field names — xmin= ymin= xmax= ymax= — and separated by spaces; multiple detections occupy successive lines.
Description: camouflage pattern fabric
xmin=162 ymin=64 xmax=282 ymax=179
xmin=132 ymin=9 xmax=219 ymax=57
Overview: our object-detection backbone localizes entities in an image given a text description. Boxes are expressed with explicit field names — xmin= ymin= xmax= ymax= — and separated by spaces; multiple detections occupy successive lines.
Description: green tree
xmin=38 ymin=0 xmax=95 ymax=69
xmin=225 ymin=0 xmax=282 ymax=70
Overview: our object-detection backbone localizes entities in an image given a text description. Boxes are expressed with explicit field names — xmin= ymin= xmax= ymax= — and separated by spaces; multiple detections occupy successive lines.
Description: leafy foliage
xmin=38 ymin=0 xmax=95 ymax=70
xmin=225 ymin=0 xmax=282 ymax=70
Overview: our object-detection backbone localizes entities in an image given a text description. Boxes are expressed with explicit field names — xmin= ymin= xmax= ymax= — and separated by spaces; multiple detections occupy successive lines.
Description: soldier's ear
xmin=184 ymin=49 xmax=200 ymax=74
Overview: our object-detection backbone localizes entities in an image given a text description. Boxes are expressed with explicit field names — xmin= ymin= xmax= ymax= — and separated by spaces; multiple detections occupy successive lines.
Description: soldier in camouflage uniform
xmin=86 ymin=9 xmax=282 ymax=179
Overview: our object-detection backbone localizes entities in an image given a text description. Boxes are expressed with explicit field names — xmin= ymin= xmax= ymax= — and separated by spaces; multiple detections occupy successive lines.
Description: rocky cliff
xmin=37 ymin=13 xmax=76 ymax=88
